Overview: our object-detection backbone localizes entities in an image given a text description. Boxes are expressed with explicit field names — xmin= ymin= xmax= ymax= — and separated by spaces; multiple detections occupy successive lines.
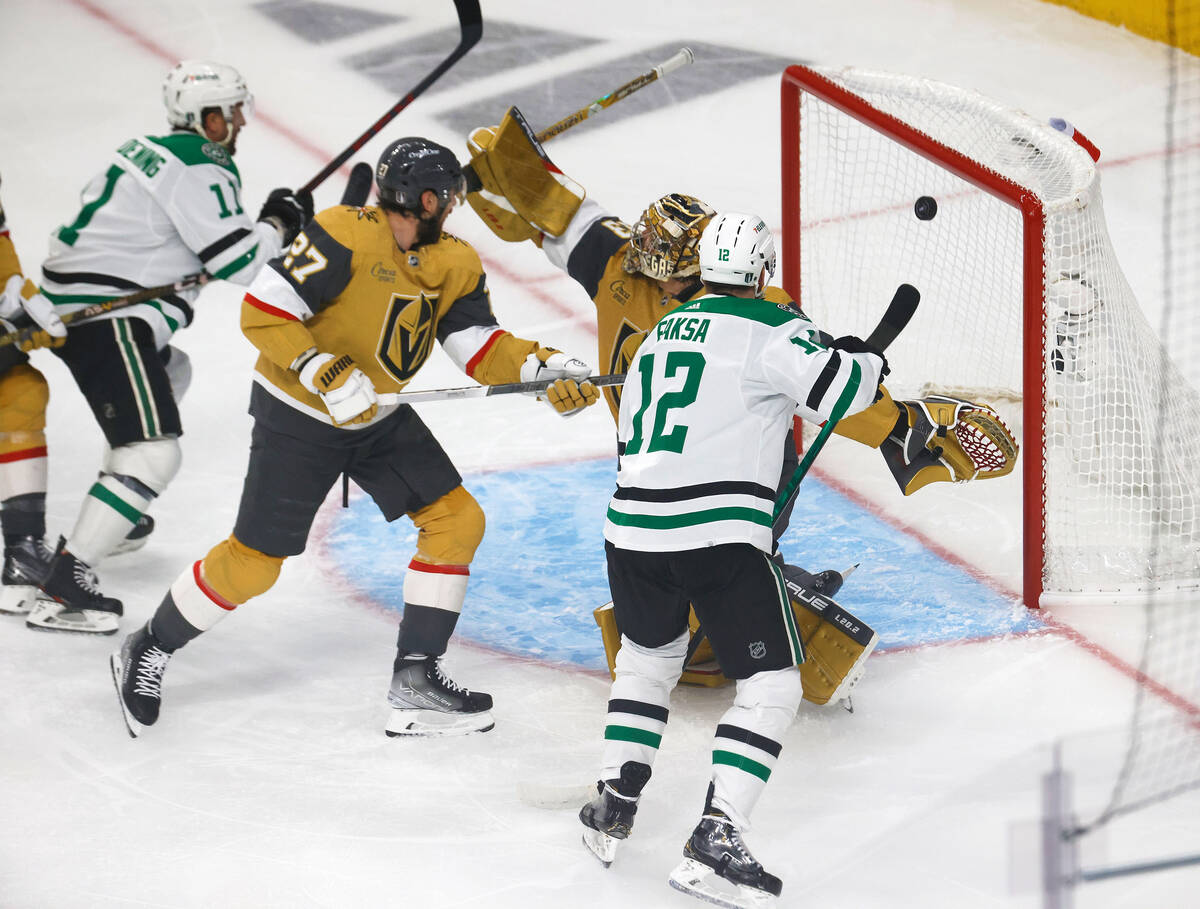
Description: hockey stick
xmin=771 ymin=283 xmax=921 ymax=525
xmin=378 ymin=372 xmax=625 ymax=405
xmin=0 ymin=272 xmax=210 ymax=350
xmin=535 ymin=47 xmax=695 ymax=142
xmin=462 ymin=47 xmax=695 ymax=193
xmin=299 ymin=0 xmax=483 ymax=195
xmin=339 ymin=161 xmax=374 ymax=206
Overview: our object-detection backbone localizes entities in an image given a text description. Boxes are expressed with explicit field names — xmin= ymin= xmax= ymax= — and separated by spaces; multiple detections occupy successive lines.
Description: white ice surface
xmin=1 ymin=1 xmax=1198 ymax=907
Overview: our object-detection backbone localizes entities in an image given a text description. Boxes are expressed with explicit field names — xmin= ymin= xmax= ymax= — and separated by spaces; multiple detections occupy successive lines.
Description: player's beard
xmin=415 ymin=210 xmax=443 ymax=246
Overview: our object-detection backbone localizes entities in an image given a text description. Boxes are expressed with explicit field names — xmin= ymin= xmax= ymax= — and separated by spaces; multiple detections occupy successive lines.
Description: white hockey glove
xmin=519 ymin=348 xmax=599 ymax=416
xmin=296 ymin=350 xmax=379 ymax=426
xmin=0 ymin=274 xmax=67 ymax=350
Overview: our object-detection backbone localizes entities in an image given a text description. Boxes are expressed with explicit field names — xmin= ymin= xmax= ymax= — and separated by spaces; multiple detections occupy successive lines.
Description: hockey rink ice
xmin=2 ymin=1 xmax=1197 ymax=906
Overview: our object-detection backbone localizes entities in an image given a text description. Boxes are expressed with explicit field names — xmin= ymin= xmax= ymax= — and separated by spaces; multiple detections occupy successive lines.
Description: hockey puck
xmin=914 ymin=195 xmax=938 ymax=221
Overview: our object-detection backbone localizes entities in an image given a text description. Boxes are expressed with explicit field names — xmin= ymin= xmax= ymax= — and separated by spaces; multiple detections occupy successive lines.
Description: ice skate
xmin=668 ymin=810 xmax=782 ymax=908
xmin=578 ymin=760 xmax=651 ymax=867
xmin=0 ymin=535 xmax=54 ymax=616
xmin=28 ymin=538 xmax=121 ymax=634
xmin=108 ymin=514 xmax=155 ymax=557
xmin=385 ymin=655 xmax=494 ymax=737
xmin=110 ymin=625 xmax=174 ymax=737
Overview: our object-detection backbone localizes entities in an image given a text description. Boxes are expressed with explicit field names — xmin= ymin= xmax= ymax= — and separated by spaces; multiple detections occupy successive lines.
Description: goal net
xmin=780 ymin=63 xmax=1200 ymax=609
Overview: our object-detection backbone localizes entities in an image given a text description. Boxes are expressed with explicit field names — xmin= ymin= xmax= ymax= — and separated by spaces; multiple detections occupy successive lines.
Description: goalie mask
xmin=162 ymin=61 xmax=253 ymax=140
xmin=698 ymin=212 xmax=777 ymax=297
xmin=623 ymin=193 xmax=715 ymax=281
xmin=376 ymin=137 xmax=467 ymax=216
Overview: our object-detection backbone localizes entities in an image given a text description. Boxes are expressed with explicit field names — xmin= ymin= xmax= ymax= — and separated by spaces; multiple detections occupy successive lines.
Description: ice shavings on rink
xmin=324 ymin=457 xmax=1041 ymax=669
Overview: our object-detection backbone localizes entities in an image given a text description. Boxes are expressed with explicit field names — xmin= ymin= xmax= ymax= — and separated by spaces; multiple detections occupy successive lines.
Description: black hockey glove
xmin=258 ymin=187 xmax=314 ymax=245
xmin=830 ymin=335 xmax=890 ymax=379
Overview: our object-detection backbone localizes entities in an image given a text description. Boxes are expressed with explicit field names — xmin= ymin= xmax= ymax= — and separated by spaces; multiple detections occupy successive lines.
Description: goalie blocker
xmin=593 ymin=566 xmax=879 ymax=706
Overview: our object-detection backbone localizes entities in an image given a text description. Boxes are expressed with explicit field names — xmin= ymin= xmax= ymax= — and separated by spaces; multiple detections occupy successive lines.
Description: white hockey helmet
xmin=162 ymin=60 xmax=253 ymax=134
xmin=698 ymin=212 xmax=777 ymax=297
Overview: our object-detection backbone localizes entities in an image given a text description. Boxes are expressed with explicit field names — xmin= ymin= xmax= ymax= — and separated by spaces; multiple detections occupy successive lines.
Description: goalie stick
xmin=0 ymin=272 xmax=210 ymax=350
xmin=300 ymin=0 xmax=482 ymax=195
xmin=463 ymin=47 xmax=695 ymax=193
xmin=378 ymin=372 xmax=626 ymax=405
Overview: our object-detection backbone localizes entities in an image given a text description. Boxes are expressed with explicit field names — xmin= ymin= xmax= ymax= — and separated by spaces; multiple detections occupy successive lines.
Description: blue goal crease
xmin=324 ymin=459 xmax=1041 ymax=672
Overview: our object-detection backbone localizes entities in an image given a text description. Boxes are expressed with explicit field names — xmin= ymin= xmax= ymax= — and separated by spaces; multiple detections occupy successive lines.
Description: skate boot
xmin=385 ymin=655 xmax=494 ymax=737
xmin=668 ymin=808 xmax=783 ymax=908
xmin=110 ymin=624 xmax=174 ymax=737
xmin=579 ymin=760 xmax=652 ymax=867
xmin=109 ymin=514 xmax=155 ymax=557
xmin=27 ymin=537 xmax=122 ymax=635
xmin=0 ymin=535 xmax=54 ymax=615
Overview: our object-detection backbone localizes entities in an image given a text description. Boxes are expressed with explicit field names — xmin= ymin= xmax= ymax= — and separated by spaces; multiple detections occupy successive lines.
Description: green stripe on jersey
xmin=606 ymin=505 xmax=771 ymax=530
xmin=57 ymin=165 xmax=123 ymax=246
xmin=88 ymin=482 xmax=143 ymax=524
xmin=148 ymin=133 xmax=241 ymax=177
xmin=674 ymin=296 xmax=810 ymax=328
xmin=605 ymin=725 xmax=663 ymax=749
xmin=713 ymin=749 xmax=772 ymax=782
xmin=213 ymin=243 xmax=259 ymax=279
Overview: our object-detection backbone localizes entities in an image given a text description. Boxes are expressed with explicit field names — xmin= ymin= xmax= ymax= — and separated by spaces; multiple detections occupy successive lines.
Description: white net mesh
xmin=786 ymin=65 xmax=1200 ymax=601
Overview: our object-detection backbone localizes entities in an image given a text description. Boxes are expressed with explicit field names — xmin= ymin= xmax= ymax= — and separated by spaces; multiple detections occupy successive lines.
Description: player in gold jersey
xmin=110 ymin=137 xmax=600 ymax=739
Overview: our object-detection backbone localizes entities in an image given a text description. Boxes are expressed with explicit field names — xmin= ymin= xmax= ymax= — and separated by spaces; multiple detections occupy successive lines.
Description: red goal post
xmin=779 ymin=63 xmax=1200 ymax=608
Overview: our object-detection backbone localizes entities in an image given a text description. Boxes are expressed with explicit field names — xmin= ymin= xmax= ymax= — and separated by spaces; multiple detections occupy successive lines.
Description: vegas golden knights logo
xmin=609 ymin=321 xmax=649 ymax=410
xmin=379 ymin=292 xmax=437 ymax=382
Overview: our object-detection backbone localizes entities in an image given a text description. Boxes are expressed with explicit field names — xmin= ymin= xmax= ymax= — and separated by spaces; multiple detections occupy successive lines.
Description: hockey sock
xmin=395 ymin=560 xmax=468 ymax=660
xmin=2 ymin=492 xmax=47 ymax=544
xmin=68 ymin=474 xmax=155 ymax=565
xmin=600 ymin=628 xmax=688 ymax=778
xmin=709 ymin=667 xmax=803 ymax=829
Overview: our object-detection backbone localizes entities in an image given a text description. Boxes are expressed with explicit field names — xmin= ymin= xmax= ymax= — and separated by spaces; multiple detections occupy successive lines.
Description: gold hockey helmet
xmin=623 ymin=193 xmax=716 ymax=281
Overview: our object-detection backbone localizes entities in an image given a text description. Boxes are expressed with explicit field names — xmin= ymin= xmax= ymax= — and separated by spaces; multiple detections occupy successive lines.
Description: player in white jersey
xmin=579 ymin=213 xmax=887 ymax=907
xmin=26 ymin=61 xmax=313 ymax=635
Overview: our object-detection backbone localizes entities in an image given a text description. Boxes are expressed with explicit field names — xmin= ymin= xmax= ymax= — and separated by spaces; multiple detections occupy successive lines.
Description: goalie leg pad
xmin=784 ymin=572 xmax=879 ymax=706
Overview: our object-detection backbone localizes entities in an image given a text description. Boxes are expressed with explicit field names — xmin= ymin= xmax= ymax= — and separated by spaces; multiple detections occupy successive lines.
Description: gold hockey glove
xmin=296 ymin=350 xmax=379 ymax=426
xmin=520 ymin=348 xmax=599 ymax=416
xmin=466 ymin=107 xmax=585 ymax=237
xmin=882 ymin=395 xmax=1018 ymax=495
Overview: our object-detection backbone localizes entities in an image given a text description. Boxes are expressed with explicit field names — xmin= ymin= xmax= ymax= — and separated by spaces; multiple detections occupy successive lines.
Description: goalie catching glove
xmin=520 ymin=348 xmax=599 ymax=416
xmin=295 ymin=349 xmax=378 ymax=426
xmin=0 ymin=274 xmax=67 ymax=351
xmin=882 ymin=394 xmax=1018 ymax=495
xmin=465 ymin=106 xmax=585 ymax=243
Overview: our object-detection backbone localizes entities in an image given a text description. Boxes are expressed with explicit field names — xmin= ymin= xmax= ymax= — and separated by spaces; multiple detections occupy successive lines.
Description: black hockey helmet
xmin=375 ymin=137 xmax=466 ymax=214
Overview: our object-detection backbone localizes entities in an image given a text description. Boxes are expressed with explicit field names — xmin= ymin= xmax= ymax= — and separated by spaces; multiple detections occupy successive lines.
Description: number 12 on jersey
xmin=625 ymin=351 xmax=706 ymax=455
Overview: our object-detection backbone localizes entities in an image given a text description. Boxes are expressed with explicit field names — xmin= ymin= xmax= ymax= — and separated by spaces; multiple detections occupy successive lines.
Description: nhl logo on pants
xmin=749 ymin=641 xmax=767 ymax=660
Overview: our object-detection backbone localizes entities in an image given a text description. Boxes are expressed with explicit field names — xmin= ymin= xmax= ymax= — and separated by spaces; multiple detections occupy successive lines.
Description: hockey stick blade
xmin=0 ymin=272 xmax=210 ymax=349
xmin=301 ymin=0 xmax=482 ymax=194
xmin=865 ymin=282 xmax=920 ymax=352
xmin=379 ymin=373 xmax=626 ymax=405
xmin=339 ymin=161 xmax=374 ymax=206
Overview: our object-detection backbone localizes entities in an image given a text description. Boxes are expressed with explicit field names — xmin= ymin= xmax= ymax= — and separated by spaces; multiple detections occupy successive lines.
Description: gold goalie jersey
xmin=541 ymin=203 xmax=793 ymax=421
xmin=240 ymin=204 xmax=541 ymax=438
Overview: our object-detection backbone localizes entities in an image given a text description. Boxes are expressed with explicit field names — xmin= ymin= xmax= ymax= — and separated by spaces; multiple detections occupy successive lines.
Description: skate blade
xmin=25 ymin=599 xmax=119 ymax=635
xmin=110 ymin=652 xmax=143 ymax=738
xmin=668 ymin=858 xmax=778 ymax=909
xmin=581 ymin=827 xmax=620 ymax=867
xmin=384 ymin=708 xmax=495 ymax=737
xmin=0 ymin=584 xmax=39 ymax=615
